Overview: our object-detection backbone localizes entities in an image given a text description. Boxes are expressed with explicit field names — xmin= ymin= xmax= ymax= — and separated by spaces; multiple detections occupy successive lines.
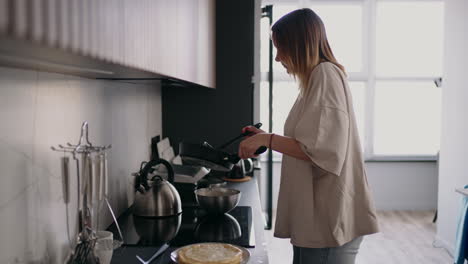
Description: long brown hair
xmin=271 ymin=8 xmax=345 ymax=92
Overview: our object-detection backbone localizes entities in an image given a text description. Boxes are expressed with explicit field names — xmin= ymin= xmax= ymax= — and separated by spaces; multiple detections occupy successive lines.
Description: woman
xmin=238 ymin=8 xmax=379 ymax=264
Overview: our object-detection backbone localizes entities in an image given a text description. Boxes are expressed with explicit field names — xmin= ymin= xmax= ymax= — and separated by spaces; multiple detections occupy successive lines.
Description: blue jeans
xmin=292 ymin=236 xmax=364 ymax=264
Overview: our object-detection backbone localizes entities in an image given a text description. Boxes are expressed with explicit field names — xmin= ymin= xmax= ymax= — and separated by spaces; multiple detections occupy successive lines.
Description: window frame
xmin=260 ymin=0 xmax=443 ymax=161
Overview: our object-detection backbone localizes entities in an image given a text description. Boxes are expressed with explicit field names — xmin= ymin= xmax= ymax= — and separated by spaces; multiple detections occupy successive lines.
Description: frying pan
xmin=179 ymin=123 xmax=267 ymax=172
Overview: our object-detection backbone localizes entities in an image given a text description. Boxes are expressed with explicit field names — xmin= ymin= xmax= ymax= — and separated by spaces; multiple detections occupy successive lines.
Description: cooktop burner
xmin=107 ymin=206 xmax=255 ymax=248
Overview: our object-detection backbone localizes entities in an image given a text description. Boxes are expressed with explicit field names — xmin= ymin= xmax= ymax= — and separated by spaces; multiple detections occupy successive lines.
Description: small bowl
xmin=194 ymin=187 xmax=241 ymax=215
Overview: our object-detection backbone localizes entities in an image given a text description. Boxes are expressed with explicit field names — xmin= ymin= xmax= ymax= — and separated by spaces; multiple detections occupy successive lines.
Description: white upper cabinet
xmin=175 ymin=0 xmax=215 ymax=88
xmin=195 ymin=0 xmax=216 ymax=89
xmin=0 ymin=0 xmax=216 ymax=88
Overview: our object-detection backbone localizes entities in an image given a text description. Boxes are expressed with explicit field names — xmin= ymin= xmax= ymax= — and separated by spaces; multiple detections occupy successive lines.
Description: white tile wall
xmin=0 ymin=66 xmax=162 ymax=263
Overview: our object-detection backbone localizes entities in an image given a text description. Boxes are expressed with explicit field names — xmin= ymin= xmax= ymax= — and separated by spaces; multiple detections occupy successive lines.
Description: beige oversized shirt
xmin=274 ymin=62 xmax=379 ymax=248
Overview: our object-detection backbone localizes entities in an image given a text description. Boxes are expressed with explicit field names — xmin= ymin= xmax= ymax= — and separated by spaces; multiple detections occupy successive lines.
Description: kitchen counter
xmin=109 ymin=178 xmax=269 ymax=264
xmin=226 ymin=179 xmax=270 ymax=264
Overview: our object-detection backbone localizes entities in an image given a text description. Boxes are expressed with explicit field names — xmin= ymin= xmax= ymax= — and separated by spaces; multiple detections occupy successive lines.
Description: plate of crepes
xmin=170 ymin=242 xmax=250 ymax=264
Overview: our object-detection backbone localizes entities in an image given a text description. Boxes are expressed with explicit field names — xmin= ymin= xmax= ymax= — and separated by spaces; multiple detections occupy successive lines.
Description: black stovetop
xmin=107 ymin=206 xmax=254 ymax=248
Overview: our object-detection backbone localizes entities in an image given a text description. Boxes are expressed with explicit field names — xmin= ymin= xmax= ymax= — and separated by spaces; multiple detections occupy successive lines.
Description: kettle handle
xmin=156 ymin=158 xmax=175 ymax=183
xmin=140 ymin=158 xmax=175 ymax=189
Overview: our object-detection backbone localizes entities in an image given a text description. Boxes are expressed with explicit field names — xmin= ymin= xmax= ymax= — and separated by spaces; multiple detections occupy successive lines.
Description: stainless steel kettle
xmin=133 ymin=159 xmax=182 ymax=217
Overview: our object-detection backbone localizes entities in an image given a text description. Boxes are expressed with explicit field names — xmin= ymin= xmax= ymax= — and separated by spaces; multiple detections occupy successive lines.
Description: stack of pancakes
xmin=178 ymin=243 xmax=243 ymax=264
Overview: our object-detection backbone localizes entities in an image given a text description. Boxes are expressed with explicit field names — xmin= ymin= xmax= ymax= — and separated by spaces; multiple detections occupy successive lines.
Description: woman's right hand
xmin=242 ymin=125 xmax=266 ymax=137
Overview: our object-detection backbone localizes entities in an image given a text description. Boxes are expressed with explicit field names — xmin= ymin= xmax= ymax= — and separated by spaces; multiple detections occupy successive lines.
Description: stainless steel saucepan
xmin=194 ymin=187 xmax=241 ymax=215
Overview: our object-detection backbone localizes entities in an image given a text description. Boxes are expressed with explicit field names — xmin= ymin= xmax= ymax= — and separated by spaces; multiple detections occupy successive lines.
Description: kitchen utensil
xmin=170 ymin=243 xmax=250 ymax=264
xmin=88 ymin=154 xmax=95 ymax=206
xmin=104 ymin=198 xmax=124 ymax=249
xmin=194 ymin=213 xmax=242 ymax=242
xmin=133 ymin=158 xmax=182 ymax=217
xmin=102 ymin=152 xmax=109 ymax=199
xmin=81 ymin=153 xmax=88 ymax=202
xmin=94 ymin=154 xmax=102 ymax=231
xmin=61 ymin=156 xmax=70 ymax=204
xmin=195 ymin=187 xmax=241 ymax=214
xmin=66 ymin=230 xmax=99 ymax=264
xmin=179 ymin=123 xmax=267 ymax=172
xmin=61 ymin=155 xmax=75 ymax=250
xmin=96 ymin=153 xmax=106 ymax=224
xmin=218 ymin=123 xmax=263 ymax=150
xmin=69 ymin=153 xmax=98 ymax=264
xmin=51 ymin=122 xmax=113 ymax=262
xmin=136 ymin=243 xmax=169 ymax=264
xmin=179 ymin=143 xmax=239 ymax=171
xmin=79 ymin=153 xmax=93 ymax=226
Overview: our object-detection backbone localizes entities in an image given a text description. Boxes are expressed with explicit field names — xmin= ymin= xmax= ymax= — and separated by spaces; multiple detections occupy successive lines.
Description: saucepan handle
xmin=245 ymin=123 xmax=267 ymax=154
xmin=255 ymin=146 xmax=267 ymax=155
xmin=218 ymin=123 xmax=264 ymax=150
xmin=241 ymin=122 xmax=263 ymax=136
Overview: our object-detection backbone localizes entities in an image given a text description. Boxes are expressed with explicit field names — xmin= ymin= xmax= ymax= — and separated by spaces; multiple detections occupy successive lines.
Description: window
xmin=310 ymin=3 xmax=364 ymax=73
xmin=260 ymin=0 xmax=444 ymax=160
xmin=373 ymin=81 xmax=441 ymax=156
xmin=376 ymin=2 xmax=444 ymax=77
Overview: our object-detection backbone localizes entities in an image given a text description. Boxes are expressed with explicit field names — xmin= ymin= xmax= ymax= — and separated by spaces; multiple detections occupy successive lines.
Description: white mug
xmin=94 ymin=230 xmax=114 ymax=264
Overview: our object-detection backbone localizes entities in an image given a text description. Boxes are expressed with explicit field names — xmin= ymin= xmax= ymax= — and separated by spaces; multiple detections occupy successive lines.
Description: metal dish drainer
xmin=51 ymin=122 xmax=123 ymax=264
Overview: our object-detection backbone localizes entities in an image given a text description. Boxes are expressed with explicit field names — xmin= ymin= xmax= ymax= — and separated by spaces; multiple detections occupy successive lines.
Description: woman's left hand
xmin=238 ymin=133 xmax=269 ymax=159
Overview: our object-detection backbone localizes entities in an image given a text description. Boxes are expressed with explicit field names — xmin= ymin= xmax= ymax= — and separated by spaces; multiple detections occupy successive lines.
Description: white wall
xmin=0 ymin=67 xmax=162 ymax=263
xmin=259 ymin=161 xmax=438 ymax=212
xmin=436 ymin=0 xmax=468 ymax=255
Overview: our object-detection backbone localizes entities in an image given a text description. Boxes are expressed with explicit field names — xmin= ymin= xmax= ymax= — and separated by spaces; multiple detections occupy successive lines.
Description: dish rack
xmin=51 ymin=121 xmax=123 ymax=263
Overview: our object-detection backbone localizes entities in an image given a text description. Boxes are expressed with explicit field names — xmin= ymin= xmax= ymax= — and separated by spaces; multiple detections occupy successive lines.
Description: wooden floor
xmin=264 ymin=211 xmax=453 ymax=264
